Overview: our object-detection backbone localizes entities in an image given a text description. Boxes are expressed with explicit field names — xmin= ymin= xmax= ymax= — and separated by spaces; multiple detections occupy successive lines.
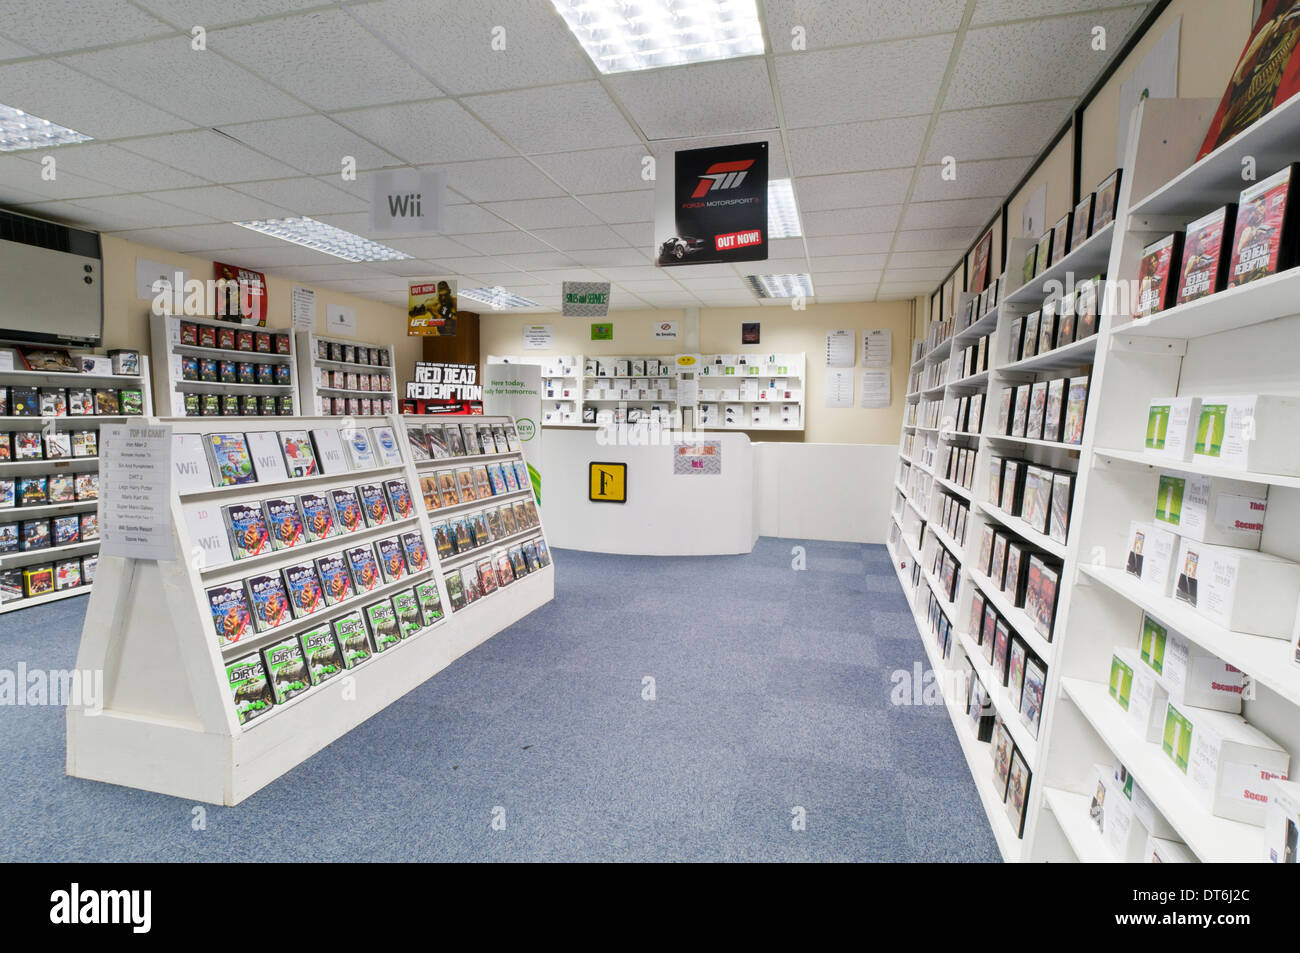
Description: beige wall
xmin=99 ymin=235 xmax=421 ymax=393
xmin=478 ymin=300 xmax=913 ymax=445
xmin=1007 ymin=127 xmax=1075 ymax=247
xmin=1080 ymin=0 xmax=1254 ymax=196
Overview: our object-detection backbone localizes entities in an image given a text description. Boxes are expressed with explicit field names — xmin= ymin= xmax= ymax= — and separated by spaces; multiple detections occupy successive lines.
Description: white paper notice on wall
xmin=522 ymin=324 xmax=553 ymax=350
xmin=826 ymin=329 xmax=854 ymax=367
xmin=326 ymin=303 xmax=357 ymax=336
xmin=136 ymin=257 xmax=189 ymax=302
xmin=677 ymin=378 xmax=698 ymax=408
xmin=291 ymin=286 xmax=317 ymax=333
xmin=862 ymin=328 xmax=891 ymax=367
xmin=824 ymin=368 xmax=853 ymax=408
xmin=98 ymin=423 xmax=175 ymax=561
xmin=860 ymin=368 xmax=890 ymax=408
xmin=654 ymin=321 xmax=679 ymax=340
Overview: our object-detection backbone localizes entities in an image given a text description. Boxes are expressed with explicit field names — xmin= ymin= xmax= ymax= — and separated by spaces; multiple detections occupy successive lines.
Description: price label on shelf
xmin=99 ymin=424 xmax=176 ymax=562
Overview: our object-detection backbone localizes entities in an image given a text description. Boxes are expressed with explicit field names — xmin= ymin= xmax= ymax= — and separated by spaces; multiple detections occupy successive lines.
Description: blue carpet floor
xmin=0 ymin=538 xmax=999 ymax=862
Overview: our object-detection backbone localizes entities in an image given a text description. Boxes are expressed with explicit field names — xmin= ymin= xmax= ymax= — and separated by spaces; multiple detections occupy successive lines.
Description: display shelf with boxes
xmin=296 ymin=331 xmax=396 ymax=417
xmin=0 ymin=346 xmax=152 ymax=614
xmin=688 ymin=351 xmax=805 ymax=432
xmin=1013 ymin=95 xmax=1300 ymax=864
xmin=149 ymin=314 xmax=297 ymax=418
xmin=579 ymin=354 xmax=681 ymax=428
xmin=66 ymin=413 xmax=553 ymax=805
xmin=487 ymin=354 xmax=583 ymax=426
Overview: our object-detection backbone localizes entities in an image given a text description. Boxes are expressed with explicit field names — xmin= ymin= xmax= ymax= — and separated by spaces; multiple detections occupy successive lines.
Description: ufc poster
xmin=654 ymin=141 xmax=768 ymax=268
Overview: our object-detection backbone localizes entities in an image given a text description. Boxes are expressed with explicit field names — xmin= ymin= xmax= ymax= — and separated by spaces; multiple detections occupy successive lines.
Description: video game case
xmin=223 ymin=503 xmax=270 ymax=560
xmin=1005 ymin=747 xmax=1032 ymax=837
xmin=207 ymin=583 xmax=253 ymax=647
xmin=278 ymin=430 xmax=319 ymax=478
xmin=1025 ymin=381 xmax=1048 ymax=440
xmin=263 ymin=496 xmax=305 ymax=551
xmin=369 ymin=426 xmax=403 ymax=466
xmin=300 ymin=625 xmax=344 ymax=685
xmin=1042 ymin=378 xmax=1067 ymax=443
xmin=445 ymin=424 xmax=466 ymax=457
xmin=331 ymin=487 xmax=364 ymax=534
xmin=364 ymin=598 xmax=401 ymax=653
xmin=1135 ymin=231 xmax=1185 ymax=318
xmin=1093 ymin=168 xmax=1122 ymax=233
xmin=262 ymin=635 xmax=312 ymax=705
xmin=298 ymin=492 xmax=336 ymax=542
xmin=1229 ymin=163 xmax=1300 ymax=288
xmin=414 ymin=580 xmax=443 ymax=626
xmin=1177 ymin=204 xmax=1236 ymax=305
xmin=426 ymin=424 xmax=450 ymax=459
xmin=392 ymin=589 xmax=422 ymax=639
xmin=383 ymin=478 xmax=414 ymax=521
xmin=460 ymin=424 xmax=481 ymax=456
xmin=282 ymin=561 xmax=325 ymax=618
xmin=375 ymin=536 xmax=407 ymax=583
xmin=400 ymin=531 xmax=429 ymax=573
xmin=314 ymin=552 xmax=354 ymax=605
xmin=245 ymin=572 xmax=291 ymax=633
xmin=205 ymin=433 xmax=256 ymax=487
xmin=992 ymin=716 xmax=1015 ymax=801
xmin=1062 ymin=375 xmax=1089 ymax=445
xmin=1021 ymin=465 xmax=1053 ymax=536
xmin=444 ymin=570 xmax=466 ymax=611
xmin=1020 ymin=656 xmax=1047 ymax=739
xmin=1007 ymin=638 xmax=1028 ymax=713
xmin=1000 ymin=460 xmax=1026 ymax=515
xmin=340 ymin=427 xmax=376 ymax=469
xmin=476 ymin=557 xmax=499 ymax=596
xmin=494 ymin=549 xmax=515 ymax=587
xmin=1049 ymin=473 xmax=1074 ymax=546
xmin=1072 ymin=192 xmax=1095 ymax=248
xmin=226 ymin=653 xmax=273 ymax=725
xmin=332 ymin=611 xmax=371 ymax=667
xmin=1024 ymin=555 xmax=1060 ymax=642
xmin=357 ymin=483 xmax=390 ymax=527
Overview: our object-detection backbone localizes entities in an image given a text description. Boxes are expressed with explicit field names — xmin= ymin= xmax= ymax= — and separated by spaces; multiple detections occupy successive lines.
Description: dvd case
xmin=282 ymin=561 xmax=325 ymax=618
xmin=392 ymin=589 xmax=422 ymax=638
xmin=204 ymin=433 xmax=257 ymax=487
xmin=262 ymin=496 xmax=305 ymax=550
xmin=1176 ymin=204 xmax=1236 ymax=305
xmin=1229 ymin=163 xmax=1299 ymax=287
xmin=223 ymin=503 xmax=270 ymax=560
xmin=245 ymin=572 xmax=291 ymax=632
xmin=315 ymin=552 xmax=354 ymax=605
xmin=262 ymin=636 xmax=311 ymax=704
xmin=345 ymin=544 xmax=381 ymax=592
xmin=1135 ymin=232 xmax=1184 ymax=318
xmin=1062 ymin=375 xmax=1089 ymax=445
xmin=226 ymin=654 xmax=273 ymax=725
xmin=332 ymin=611 xmax=371 ymax=667
xmin=207 ymin=583 xmax=253 ymax=647
xmin=300 ymin=625 xmax=344 ymax=685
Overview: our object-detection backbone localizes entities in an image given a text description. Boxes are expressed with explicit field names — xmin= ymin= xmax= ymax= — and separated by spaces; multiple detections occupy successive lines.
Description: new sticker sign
xmin=655 ymin=141 xmax=768 ymax=268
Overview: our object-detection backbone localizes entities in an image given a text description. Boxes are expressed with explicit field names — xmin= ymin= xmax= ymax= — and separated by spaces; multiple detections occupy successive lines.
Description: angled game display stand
xmin=0 ymin=354 xmax=153 ymax=614
xmin=295 ymin=330 xmax=397 ymax=417
xmin=149 ymin=313 xmax=298 ymax=418
xmin=67 ymin=413 xmax=553 ymax=805
xmin=888 ymin=93 xmax=1300 ymax=863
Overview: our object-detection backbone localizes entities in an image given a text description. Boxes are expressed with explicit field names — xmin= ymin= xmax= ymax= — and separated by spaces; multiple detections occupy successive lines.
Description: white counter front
xmin=540 ymin=428 xmax=756 ymax=556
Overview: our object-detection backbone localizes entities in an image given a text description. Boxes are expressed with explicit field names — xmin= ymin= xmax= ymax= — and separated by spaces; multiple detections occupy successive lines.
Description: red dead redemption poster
xmin=1198 ymin=0 xmax=1300 ymax=159
xmin=213 ymin=261 xmax=267 ymax=326
xmin=656 ymin=141 xmax=768 ymax=268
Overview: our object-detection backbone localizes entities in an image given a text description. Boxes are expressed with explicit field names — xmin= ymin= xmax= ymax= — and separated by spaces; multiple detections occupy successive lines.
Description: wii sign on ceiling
xmin=370 ymin=169 xmax=446 ymax=235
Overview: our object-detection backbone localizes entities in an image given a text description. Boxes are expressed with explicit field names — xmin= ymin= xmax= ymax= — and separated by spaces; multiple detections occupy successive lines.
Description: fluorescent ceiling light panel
xmin=768 ymin=179 xmax=801 ymax=239
xmin=234 ymin=216 xmax=411 ymax=262
xmin=0 ymin=104 xmax=92 ymax=151
xmin=552 ymin=0 xmax=765 ymax=74
xmin=459 ymin=286 xmax=541 ymax=310
xmin=745 ymin=274 xmax=814 ymax=299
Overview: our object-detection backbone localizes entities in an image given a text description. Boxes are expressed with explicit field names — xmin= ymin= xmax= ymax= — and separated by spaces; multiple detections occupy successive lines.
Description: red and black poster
xmin=213 ymin=261 xmax=267 ymax=326
xmin=655 ymin=141 xmax=767 ymax=268
xmin=1198 ymin=0 xmax=1300 ymax=159
xmin=971 ymin=228 xmax=993 ymax=293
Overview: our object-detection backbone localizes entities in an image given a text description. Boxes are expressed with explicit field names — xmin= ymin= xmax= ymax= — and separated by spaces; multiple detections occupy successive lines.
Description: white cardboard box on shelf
xmin=1263 ymin=778 xmax=1300 ymax=863
xmin=1109 ymin=647 xmax=1168 ymax=744
xmin=1153 ymin=470 xmax=1266 ymax=549
xmin=1160 ymin=701 xmax=1290 ymax=827
xmin=1115 ymin=765 xmax=1179 ymax=841
xmin=1145 ymin=835 xmax=1198 ymax=863
xmin=1124 ymin=520 xmax=1180 ymax=598
xmin=1192 ymin=395 xmax=1300 ymax=476
xmin=1089 ymin=763 xmax=1148 ymax=862
xmin=1172 ymin=537 xmax=1300 ymax=639
xmin=1144 ymin=397 xmax=1200 ymax=462
xmin=1138 ymin=613 xmax=1243 ymax=713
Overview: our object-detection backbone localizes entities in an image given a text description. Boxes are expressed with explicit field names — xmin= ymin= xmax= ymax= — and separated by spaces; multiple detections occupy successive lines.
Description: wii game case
xmin=282 ymin=561 xmax=325 ymax=618
xmin=300 ymin=625 xmax=344 ymax=686
xmin=383 ymin=478 xmax=414 ymax=521
xmin=298 ymin=492 xmax=336 ymax=543
xmin=392 ymin=589 xmax=422 ymax=639
xmin=331 ymin=487 xmax=363 ymax=534
xmin=245 ymin=572 xmax=291 ymax=633
xmin=226 ymin=654 xmax=273 ymax=725
xmin=400 ymin=531 xmax=429 ymax=573
xmin=223 ymin=503 xmax=270 ymax=559
xmin=332 ymin=611 xmax=372 ymax=668
xmin=1005 ymin=749 xmax=1032 ymax=837
xmin=208 ymin=583 xmax=253 ymax=647
xmin=375 ymin=536 xmax=408 ymax=583
xmin=1229 ymin=163 xmax=1299 ymax=287
xmin=345 ymin=544 xmax=381 ymax=593
xmin=278 ymin=430 xmax=318 ymax=478
xmin=1093 ymin=169 xmax=1122 ymax=233
xmin=205 ymin=433 xmax=257 ymax=487
xmin=1042 ymin=378 xmax=1066 ymax=442
xmin=79 ymin=512 xmax=98 ymax=542
xmin=369 ymin=426 xmax=402 ymax=466
xmin=1062 ymin=375 xmax=1089 ymax=445
xmin=340 ymin=427 xmax=376 ymax=469
xmin=262 ymin=636 xmax=311 ymax=705
xmin=1177 ymin=205 xmax=1236 ymax=304
xmin=315 ymin=552 xmax=354 ymax=606
xmin=0 ymin=524 xmax=16 ymax=552
xmin=309 ymin=428 xmax=348 ymax=474
xmin=1024 ymin=556 xmax=1059 ymax=642
xmin=444 ymin=571 xmax=467 ymax=611
xmin=509 ymin=546 xmax=529 ymax=578
xmin=415 ymin=580 xmax=444 ymax=626
xmin=262 ymin=496 xmax=305 ymax=550
xmin=357 ymin=483 xmax=391 ymax=527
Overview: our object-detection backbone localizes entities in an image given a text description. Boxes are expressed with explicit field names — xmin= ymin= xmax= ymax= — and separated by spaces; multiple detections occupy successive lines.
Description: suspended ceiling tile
xmin=363 ymin=234 xmax=474 ymax=260
xmin=804 ymin=252 xmax=888 ymax=271
xmin=464 ymin=81 xmax=640 ymax=155
xmin=575 ymin=190 xmax=655 ymax=225
xmin=33 ymin=143 xmax=208 ymax=192
xmin=332 ymin=99 xmax=513 ymax=165
xmin=63 ymin=35 xmax=306 ymax=126
xmin=454 ymin=230 xmax=559 ymax=256
xmin=762 ymin=0 xmax=966 ymax=48
xmin=648 ymin=134 xmax=790 ymax=179
xmin=795 ymin=171 xmax=911 ymax=212
xmin=910 ymin=155 xmax=1033 ymax=202
xmin=606 ymin=57 xmax=776 ymax=140
xmin=429 ymin=156 xmax=566 ymax=204
xmin=786 ymin=116 xmax=928 ymax=176
xmin=971 ymin=0 xmax=1147 ymax=25
xmin=221 ymin=114 xmax=402 ymax=176
xmin=0 ymin=59 xmax=194 ymax=139
xmin=151 ymin=184 xmax=293 ymax=221
xmin=802 ymin=208 xmax=900 ymax=239
xmin=0 ymin=0 xmax=173 ymax=53
xmin=232 ymin=176 xmax=369 ymax=215
xmin=924 ymin=99 xmax=1076 ymax=163
xmin=117 ymin=129 xmax=302 ymax=182
xmin=891 ymin=226 xmax=983 ymax=251
xmin=530 ymin=146 xmax=653 ymax=196
xmin=482 ymin=196 xmax=602 ymax=230
xmin=65 ymin=193 xmax=220 ymax=229
xmin=351 ymin=0 xmax=595 ymax=95
xmin=888 ymin=248 xmax=972 ymax=269
xmin=495 ymin=250 xmax=586 ymax=271
xmin=776 ymin=34 xmax=953 ymax=127
xmin=133 ymin=0 xmax=336 ymax=29
xmin=530 ymin=224 xmax=630 ymax=251
xmin=214 ymin=9 xmax=439 ymax=110
xmin=440 ymin=202 xmax=513 ymax=234
xmin=901 ymin=196 xmax=1001 ymax=229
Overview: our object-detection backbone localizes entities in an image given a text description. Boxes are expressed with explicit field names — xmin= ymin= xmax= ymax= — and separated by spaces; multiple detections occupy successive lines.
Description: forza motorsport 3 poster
xmin=654 ymin=141 xmax=768 ymax=268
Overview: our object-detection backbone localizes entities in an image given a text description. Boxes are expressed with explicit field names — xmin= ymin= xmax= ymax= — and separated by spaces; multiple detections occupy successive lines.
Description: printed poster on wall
xmin=213 ymin=261 xmax=267 ymax=326
xmin=522 ymin=324 xmax=553 ymax=350
xmin=825 ymin=329 xmax=854 ymax=367
xmin=562 ymin=281 xmax=611 ymax=317
xmin=653 ymin=320 xmax=679 ymax=340
xmin=591 ymin=323 xmax=613 ymax=341
xmin=291 ymin=286 xmax=317 ymax=332
xmin=673 ymin=441 xmax=722 ymax=475
xmin=483 ymin=363 xmax=542 ymax=504
xmin=655 ymin=141 xmax=768 ymax=268
xmin=408 ymin=279 xmax=457 ymax=336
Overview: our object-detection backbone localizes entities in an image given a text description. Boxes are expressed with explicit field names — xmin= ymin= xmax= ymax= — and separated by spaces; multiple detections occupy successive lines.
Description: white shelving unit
xmin=0 ymin=353 xmax=153 ymax=614
xmin=66 ymin=413 xmax=553 ymax=804
xmin=887 ymin=93 xmax=1300 ymax=863
xmin=296 ymin=330 xmax=396 ymax=417
xmin=580 ymin=354 xmax=682 ymax=428
xmin=150 ymin=313 xmax=297 ymax=419
xmin=691 ymin=351 xmax=804 ymax=431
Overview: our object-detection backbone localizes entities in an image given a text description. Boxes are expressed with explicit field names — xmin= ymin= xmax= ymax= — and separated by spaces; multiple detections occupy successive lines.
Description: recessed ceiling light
xmin=459 ymin=286 xmax=541 ymax=310
xmin=234 ymin=216 xmax=411 ymax=262
xmin=0 ymin=104 xmax=92 ymax=151
xmin=745 ymin=274 xmax=814 ymax=299
xmin=551 ymin=0 xmax=765 ymax=74
xmin=768 ymin=179 xmax=801 ymax=239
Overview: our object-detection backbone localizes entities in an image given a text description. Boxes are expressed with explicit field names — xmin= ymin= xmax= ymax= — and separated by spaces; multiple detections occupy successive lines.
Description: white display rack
xmin=888 ymin=94 xmax=1300 ymax=863
xmin=66 ymin=414 xmax=553 ymax=804
xmin=295 ymin=331 xmax=396 ymax=417
xmin=149 ymin=313 xmax=298 ymax=418
xmin=580 ymin=353 xmax=682 ymax=429
xmin=487 ymin=353 xmax=583 ymax=426
xmin=0 ymin=354 xmax=153 ymax=615
xmin=692 ymin=351 xmax=804 ymax=431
